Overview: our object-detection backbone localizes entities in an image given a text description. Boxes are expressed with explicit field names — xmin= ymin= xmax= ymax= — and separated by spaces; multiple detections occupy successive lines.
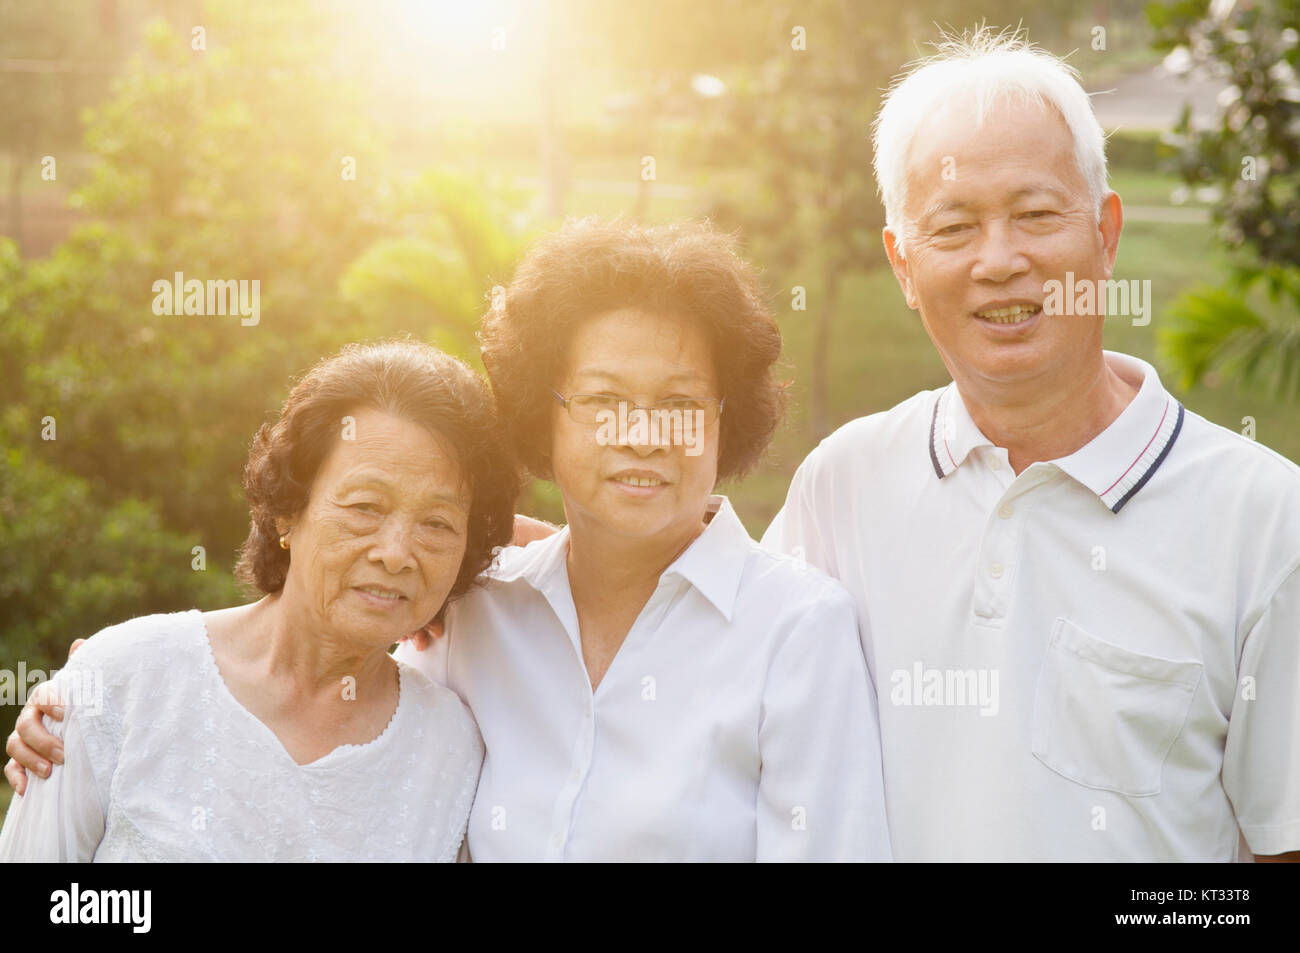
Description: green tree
xmin=1151 ymin=0 xmax=1300 ymax=398
xmin=0 ymin=0 xmax=531 ymax=676
xmin=0 ymin=0 xmax=125 ymax=247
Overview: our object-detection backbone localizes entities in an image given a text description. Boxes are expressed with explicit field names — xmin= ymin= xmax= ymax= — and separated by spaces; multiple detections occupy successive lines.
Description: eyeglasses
xmin=552 ymin=391 xmax=725 ymax=425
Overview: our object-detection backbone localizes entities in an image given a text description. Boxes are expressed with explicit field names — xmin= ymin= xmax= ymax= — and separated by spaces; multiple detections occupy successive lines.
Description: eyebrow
xmin=919 ymin=185 xmax=1073 ymax=223
xmin=339 ymin=473 xmax=467 ymax=510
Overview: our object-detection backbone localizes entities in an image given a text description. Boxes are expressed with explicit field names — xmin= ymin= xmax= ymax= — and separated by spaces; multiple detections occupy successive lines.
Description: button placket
xmin=972 ymin=475 xmax=1047 ymax=625
xmin=543 ymin=575 xmax=684 ymax=861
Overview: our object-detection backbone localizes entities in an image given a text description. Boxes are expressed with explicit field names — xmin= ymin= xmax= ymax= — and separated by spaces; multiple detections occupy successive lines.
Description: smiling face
xmin=885 ymin=96 xmax=1121 ymax=395
xmin=551 ymin=308 xmax=722 ymax=545
xmin=276 ymin=406 xmax=470 ymax=647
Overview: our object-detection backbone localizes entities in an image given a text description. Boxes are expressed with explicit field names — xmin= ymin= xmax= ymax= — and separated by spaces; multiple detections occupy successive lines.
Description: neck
xmin=245 ymin=593 xmax=393 ymax=696
xmin=957 ymin=352 xmax=1140 ymax=475
xmin=565 ymin=508 xmax=710 ymax=613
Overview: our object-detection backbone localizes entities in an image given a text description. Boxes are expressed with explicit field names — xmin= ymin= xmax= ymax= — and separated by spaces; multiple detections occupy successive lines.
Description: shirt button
xmin=568 ymin=769 xmax=580 ymax=783
xmin=998 ymin=504 xmax=1013 ymax=519
xmin=989 ymin=457 xmax=1003 ymax=471
xmin=550 ymin=833 xmax=563 ymax=849
xmin=989 ymin=562 xmax=1004 ymax=579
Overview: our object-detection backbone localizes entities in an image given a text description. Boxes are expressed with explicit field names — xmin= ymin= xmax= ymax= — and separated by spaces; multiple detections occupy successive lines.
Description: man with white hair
xmin=763 ymin=29 xmax=1300 ymax=862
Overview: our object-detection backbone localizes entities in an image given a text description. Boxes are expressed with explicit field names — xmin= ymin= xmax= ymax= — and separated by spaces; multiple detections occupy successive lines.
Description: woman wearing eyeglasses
xmin=399 ymin=219 xmax=891 ymax=861
xmin=7 ymin=219 xmax=891 ymax=862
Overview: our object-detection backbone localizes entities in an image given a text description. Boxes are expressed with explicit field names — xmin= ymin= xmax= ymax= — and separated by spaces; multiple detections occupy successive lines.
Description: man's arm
xmin=755 ymin=583 xmax=892 ymax=861
xmin=759 ymin=447 xmax=840 ymax=577
xmin=1224 ymin=563 xmax=1300 ymax=859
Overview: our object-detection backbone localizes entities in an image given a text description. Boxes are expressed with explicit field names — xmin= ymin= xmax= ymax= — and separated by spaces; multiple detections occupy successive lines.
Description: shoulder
xmin=738 ymin=541 xmax=859 ymax=624
xmin=1167 ymin=410 xmax=1300 ymax=534
xmin=51 ymin=610 xmax=206 ymax=750
xmin=65 ymin=609 xmax=205 ymax=677
xmin=448 ymin=533 xmax=566 ymax=614
xmin=394 ymin=660 xmax=483 ymax=754
xmin=1170 ymin=410 xmax=1300 ymax=569
xmin=483 ymin=531 xmax=564 ymax=582
xmin=1176 ymin=409 xmax=1300 ymax=490
xmin=800 ymin=387 xmax=944 ymax=474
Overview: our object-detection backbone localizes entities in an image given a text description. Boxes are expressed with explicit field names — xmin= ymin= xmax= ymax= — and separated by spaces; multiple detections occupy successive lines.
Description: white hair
xmin=872 ymin=27 xmax=1109 ymax=256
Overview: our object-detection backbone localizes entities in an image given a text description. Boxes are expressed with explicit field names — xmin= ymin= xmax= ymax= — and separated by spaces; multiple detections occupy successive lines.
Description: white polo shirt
xmin=763 ymin=350 xmax=1300 ymax=861
xmin=394 ymin=496 xmax=892 ymax=862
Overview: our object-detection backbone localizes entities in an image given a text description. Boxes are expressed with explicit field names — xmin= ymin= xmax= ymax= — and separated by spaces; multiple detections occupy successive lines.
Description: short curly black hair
xmin=234 ymin=339 xmax=519 ymax=611
xmin=479 ymin=219 xmax=786 ymax=481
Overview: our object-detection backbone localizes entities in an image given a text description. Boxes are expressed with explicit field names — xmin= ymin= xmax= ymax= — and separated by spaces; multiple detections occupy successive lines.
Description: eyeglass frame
xmin=551 ymin=390 xmax=726 ymax=424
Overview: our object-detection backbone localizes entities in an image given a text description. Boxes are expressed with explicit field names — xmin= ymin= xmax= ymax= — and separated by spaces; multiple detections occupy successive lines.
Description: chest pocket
xmin=1031 ymin=617 xmax=1202 ymax=797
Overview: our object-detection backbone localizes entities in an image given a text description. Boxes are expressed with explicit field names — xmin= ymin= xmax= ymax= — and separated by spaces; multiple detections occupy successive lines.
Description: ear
xmin=883 ymin=227 xmax=919 ymax=310
xmin=1098 ymin=191 xmax=1123 ymax=280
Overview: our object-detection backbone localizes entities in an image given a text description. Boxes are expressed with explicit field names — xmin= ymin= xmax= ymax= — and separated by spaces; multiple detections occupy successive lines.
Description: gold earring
xmin=279 ymin=535 xmax=290 ymax=550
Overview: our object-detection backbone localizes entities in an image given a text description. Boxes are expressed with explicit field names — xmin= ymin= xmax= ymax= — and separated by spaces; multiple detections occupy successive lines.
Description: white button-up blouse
xmin=394 ymin=495 xmax=892 ymax=862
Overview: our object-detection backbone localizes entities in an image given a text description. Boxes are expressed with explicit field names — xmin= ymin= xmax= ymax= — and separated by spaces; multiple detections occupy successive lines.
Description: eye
xmin=423 ymin=518 xmax=454 ymax=531
xmin=348 ymin=502 xmax=382 ymax=514
xmin=1019 ymin=210 xmax=1056 ymax=219
xmin=661 ymin=397 xmax=708 ymax=412
xmin=936 ymin=223 xmax=971 ymax=236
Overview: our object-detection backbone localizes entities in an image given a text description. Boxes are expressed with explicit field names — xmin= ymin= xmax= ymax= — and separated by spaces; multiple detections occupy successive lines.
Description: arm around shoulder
xmin=755 ymin=580 xmax=892 ymax=862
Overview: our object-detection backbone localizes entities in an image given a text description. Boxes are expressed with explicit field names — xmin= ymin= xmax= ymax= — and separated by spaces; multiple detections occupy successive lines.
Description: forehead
xmin=565 ymin=309 xmax=716 ymax=384
xmin=904 ymin=97 xmax=1085 ymax=213
xmin=316 ymin=407 xmax=466 ymax=498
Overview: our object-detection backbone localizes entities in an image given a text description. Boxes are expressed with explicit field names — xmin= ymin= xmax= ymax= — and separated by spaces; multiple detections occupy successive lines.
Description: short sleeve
xmin=1223 ymin=562 xmax=1300 ymax=856
xmin=760 ymin=446 xmax=839 ymax=578
xmin=0 ymin=700 xmax=106 ymax=862
xmin=754 ymin=582 xmax=892 ymax=862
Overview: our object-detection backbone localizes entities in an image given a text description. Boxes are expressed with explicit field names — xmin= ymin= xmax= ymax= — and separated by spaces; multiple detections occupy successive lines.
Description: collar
xmin=488 ymin=494 xmax=753 ymax=622
xmin=928 ymin=351 xmax=1184 ymax=513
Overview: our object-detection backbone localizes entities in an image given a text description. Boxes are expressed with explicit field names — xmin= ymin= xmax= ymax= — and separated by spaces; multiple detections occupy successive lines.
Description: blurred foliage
xmin=4 ymin=0 xmax=1286 ymax=693
xmin=0 ymin=0 xmax=530 ymax=676
xmin=0 ymin=0 xmax=124 ymax=241
xmin=1151 ymin=0 xmax=1300 ymax=398
xmin=341 ymin=169 xmax=532 ymax=362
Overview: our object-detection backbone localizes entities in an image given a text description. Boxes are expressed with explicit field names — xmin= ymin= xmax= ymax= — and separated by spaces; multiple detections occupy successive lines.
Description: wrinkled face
xmin=887 ymin=97 xmax=1119 ymax=391
xmin=551 ymin=309 xmax=722 ymax=543
xmin=278 ymin=406 xmax=470 ymax=646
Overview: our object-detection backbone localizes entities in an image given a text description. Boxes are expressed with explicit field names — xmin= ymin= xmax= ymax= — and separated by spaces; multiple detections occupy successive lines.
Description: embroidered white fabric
xmin=0 ymin=610 xmax=482 ymax=862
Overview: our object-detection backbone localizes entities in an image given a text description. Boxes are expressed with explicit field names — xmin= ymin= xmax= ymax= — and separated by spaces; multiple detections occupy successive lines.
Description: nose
xmin=970 ymin=219 xmax=1030 ymax=284
xmin=368 ymin=517 xmax=418 ymax=574
xmin=619 ymin=405 xmax=670 ymax=458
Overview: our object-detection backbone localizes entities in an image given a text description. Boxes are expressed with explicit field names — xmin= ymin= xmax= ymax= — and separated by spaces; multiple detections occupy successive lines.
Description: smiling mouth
xmin=612 ymin=475 xmax=667 ymax=488
xmin=974 ymin=303 xmax=1042 ymax=325
xmin=355 ymin=586 xmax=405 ymax=602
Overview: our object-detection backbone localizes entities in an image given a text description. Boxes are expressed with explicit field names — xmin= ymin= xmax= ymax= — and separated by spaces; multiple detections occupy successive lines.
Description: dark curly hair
xmin=479 ymin=219 xmax=786 ymax=481
xmin=235 ymin=340 xmax=519 ymax=613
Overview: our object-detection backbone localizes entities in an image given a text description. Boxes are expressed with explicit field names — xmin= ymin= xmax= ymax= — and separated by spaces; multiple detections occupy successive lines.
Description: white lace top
xmin=0 ymin=610 xmax=482 ymax=862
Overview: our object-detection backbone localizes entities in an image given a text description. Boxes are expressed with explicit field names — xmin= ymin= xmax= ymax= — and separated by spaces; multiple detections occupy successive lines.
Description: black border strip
xmin=928 ymin=393 xmax=946 ymax=479
xmin=1111 ymin=403 xmax=1185 ymax=514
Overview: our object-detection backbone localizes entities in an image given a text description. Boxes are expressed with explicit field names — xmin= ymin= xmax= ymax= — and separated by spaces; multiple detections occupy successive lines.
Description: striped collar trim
xmin=928 ymin=352 xmax=1186 ymax=514
xmin=928 ymin=382 xmax=992 ymax=480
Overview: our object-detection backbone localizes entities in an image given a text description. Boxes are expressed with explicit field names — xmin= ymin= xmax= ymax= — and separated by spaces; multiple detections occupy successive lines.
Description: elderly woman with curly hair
xmin=395 ymin=219 xmax=892 ymax=861
xmin=0 ymin=340 xmax=518 ymax=861
xmin=8 ymin=221 xmax=890 ymax=863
